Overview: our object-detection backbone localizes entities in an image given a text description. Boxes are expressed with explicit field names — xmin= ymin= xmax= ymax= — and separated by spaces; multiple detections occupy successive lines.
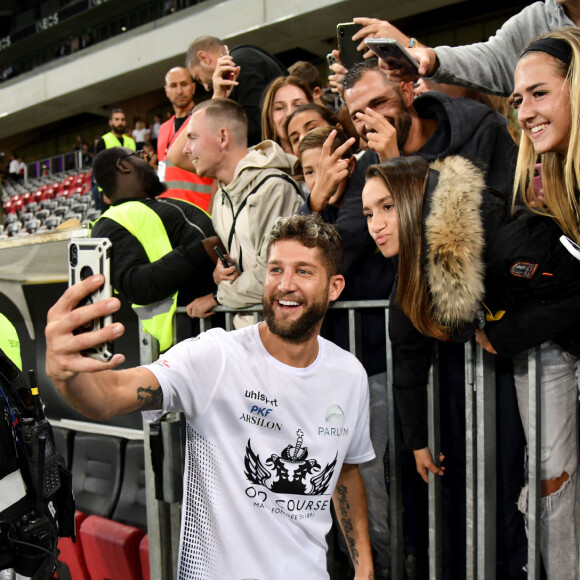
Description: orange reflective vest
xmin=157 ymin=116 xmax=213 ymax=212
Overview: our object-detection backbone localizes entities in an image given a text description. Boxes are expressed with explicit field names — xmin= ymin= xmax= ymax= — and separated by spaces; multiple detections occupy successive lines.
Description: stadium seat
xmin=35 ymin=208 xmax=50 ymax=221
xmin=44 ymin=216 xmax=62 ymax=230
xmin=26 ymin=218 xmax=41 ymax=234
xmin=79 ymin=515 xmax=144 ymax=580
xmin=139 ymin=535 xmax=150 ymax=580
xmin=111 ymin=440 xmax=147 ymax=531
xmin=70 ymin=203 xmax=87 ymax=216
xmin=55 ymin=510 xmax=90 ymax=580
xmin=85 ymin=209 xmax=101 ymax=222
xmin=53 ymin=207 xmax=68 ymax=218
xmin=6 ymin=222 xmax=22 ymax=236
xmin=71 ymin=433 xmax=126 ymax=518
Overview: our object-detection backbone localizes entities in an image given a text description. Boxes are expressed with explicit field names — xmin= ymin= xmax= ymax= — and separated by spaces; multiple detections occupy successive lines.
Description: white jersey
xmin=144 ymin=323 xmax=374 ymax=580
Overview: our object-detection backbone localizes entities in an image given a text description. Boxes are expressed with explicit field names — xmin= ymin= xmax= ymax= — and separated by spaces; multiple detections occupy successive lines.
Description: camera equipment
xmin=0 ymin=349 xmax=75 ymax=579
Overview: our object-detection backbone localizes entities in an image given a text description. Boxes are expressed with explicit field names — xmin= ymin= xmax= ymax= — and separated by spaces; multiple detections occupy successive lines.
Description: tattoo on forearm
xmin=137 ymin=385 xmax=163 ymax=410
xmin=335 ymin=483 xmax=360 ymax=567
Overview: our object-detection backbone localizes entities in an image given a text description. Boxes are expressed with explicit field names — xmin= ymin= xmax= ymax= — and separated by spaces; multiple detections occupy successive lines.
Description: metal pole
xmin=465 ymin=341 xmax=477 ymax=580
xmin=527 ymin=347 xmax=542 ymax=579
xmin=385 ymin=305 xmax=404 ymax=580
xmin=475 ymin=348 xmax=496 ymax=580
xmin=139 ymin=323 xmax=180 ymax=580
xmin=428 ymin=349 xmax=442 ymax=580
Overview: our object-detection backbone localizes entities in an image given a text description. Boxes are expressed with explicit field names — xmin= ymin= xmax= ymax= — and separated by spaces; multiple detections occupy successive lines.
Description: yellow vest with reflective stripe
xmin=0 ymin=313 xmax=22 ymax=370
xmin=101 ymin=132 xmax=136 ymax=150
xmin=97 ymin=202 xmax=176 ymax=352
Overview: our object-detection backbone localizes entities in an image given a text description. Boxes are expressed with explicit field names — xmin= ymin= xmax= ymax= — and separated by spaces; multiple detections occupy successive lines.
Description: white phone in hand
xmin=68 ymin=238 xmax=114 ymax=361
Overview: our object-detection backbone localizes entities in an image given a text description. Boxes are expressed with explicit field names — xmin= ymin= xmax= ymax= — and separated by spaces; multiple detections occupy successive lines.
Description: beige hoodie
xmin=213 ymin=140 xmax=303 ymax=309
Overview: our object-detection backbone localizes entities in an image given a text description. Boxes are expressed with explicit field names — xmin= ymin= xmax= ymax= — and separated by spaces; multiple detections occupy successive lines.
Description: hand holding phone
xmin=337 ymin=22 xmax=364 ymax=69
xmin=365 ymin=38 xmax=420 ymax=77
xmin=214 ymin=245 xmax=234 ymax=268
xmin=212 ymin=50 xmax=240 ymax=99
xmin=68 ymin=238 xmax=114 ymax=361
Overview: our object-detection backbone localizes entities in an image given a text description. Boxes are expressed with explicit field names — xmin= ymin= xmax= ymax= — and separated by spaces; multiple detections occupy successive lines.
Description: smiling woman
xmin=261 ymin=76 xmax=313 ymax=154
xmin=478 ymin=27 xmax=580 ymax=579
xmin=512 ymin=27 xmax=580 ymax=245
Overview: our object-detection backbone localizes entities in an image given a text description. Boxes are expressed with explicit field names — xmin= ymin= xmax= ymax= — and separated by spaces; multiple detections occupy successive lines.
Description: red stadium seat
xmin=80 ymin=515 xmax=144 ymax=580
xmin=139 ymin=535 xmax=150 ymax=580
xmin=55 ymin=511 xmax=90 ymax=580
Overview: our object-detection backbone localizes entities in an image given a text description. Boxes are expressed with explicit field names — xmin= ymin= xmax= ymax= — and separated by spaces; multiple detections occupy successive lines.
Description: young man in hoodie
xmin=183 ymin=99 xmax=303 ymax=326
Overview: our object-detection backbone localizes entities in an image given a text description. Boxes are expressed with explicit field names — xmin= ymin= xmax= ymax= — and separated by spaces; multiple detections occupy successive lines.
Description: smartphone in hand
xmin=365 ymin=38 xmax=420 ymax=76
xmin=68 ymin=238 xmax=114 ymax=361
xmin=214 ymin=245 xmax=234 ymax=268
xmin=337 ymin=22 xmax=364 ymax=69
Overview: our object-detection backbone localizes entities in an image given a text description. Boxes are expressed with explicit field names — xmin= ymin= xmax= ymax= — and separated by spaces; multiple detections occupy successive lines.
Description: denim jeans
xmin=513 ymin=341 xmax=580 ymax=580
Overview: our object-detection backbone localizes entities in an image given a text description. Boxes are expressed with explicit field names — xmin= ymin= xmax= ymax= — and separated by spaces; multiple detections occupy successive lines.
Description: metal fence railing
xmin=136 ymin=300 xmax=549 ymax=580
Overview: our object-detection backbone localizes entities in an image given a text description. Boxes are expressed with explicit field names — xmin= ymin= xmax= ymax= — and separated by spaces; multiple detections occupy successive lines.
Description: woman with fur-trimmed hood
xmin=361 ymin=154 xmax=510 ymax=480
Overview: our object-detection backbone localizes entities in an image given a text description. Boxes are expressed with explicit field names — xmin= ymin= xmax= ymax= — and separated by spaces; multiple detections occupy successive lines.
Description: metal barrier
xmin=138 ymin=300 xmax=547 ymax=580
xmin=26 ymin=150 xmax=82 ymax=180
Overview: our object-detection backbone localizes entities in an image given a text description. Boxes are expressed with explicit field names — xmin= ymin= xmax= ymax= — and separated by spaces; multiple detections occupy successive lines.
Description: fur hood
xmin=425 ymin=156 xmax=486 ymax=327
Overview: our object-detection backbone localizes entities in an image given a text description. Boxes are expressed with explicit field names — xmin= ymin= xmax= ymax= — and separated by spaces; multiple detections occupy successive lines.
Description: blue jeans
xmin=513 ymin=341 xmax=580 ymax=580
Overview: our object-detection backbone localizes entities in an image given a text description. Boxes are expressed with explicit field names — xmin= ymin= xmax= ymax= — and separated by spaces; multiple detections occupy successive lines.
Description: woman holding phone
xmin=362 ymin=27 xmax=580 ymax=578
xmin=477 ymin=27 xmax=580 ymax=579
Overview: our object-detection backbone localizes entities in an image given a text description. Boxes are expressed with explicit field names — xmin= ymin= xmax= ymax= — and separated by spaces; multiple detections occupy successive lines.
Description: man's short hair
xmin=92 ymin=147 xmax=123 ymax=197
xmin=192 ymin=98 xmax=248 ymax=147
xmin=342 ymin=58 xmax=382 ymax=92
xmin=267 ymin=214 xmax=343 ymax=277
xmin=108 ymin=108 xmax=124 ymax=120
xmin=288 ymin=61 xmax=321 ymax=91
xmin=185 ymin=36 xmax=224 ymax=68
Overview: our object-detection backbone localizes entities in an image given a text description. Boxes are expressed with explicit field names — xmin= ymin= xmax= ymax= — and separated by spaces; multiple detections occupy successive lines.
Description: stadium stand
xmin=1 ymin=169 xmax=98 ymax=238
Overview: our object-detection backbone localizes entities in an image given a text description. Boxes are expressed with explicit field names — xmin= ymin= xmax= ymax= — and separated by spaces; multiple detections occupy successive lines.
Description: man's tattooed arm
xmin=137 ymin=384 xmax=163 ymax=411
xmin=332 ymin=464 xmax=374 ymax=579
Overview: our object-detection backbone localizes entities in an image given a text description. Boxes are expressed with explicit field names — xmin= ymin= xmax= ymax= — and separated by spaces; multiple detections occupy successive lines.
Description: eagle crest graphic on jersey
xmin=244 ymin=429 xmax=337 ymax=494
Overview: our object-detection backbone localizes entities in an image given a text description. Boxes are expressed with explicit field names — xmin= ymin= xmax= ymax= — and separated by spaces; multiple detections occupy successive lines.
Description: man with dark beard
xmin=95 ymin=108 xmax=136 ymax=153
xmin=45 ymin=214 xmax=376 ymax=580
xmin=342 ymin=59 xmax=526 ymax=579
xmin=90 ymin=147 xmax=216 ymax=351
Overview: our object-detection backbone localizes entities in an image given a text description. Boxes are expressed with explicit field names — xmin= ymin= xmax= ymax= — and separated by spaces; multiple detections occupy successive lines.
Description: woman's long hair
xmin=367 ymin=157 xmax=450 ymax=340
xmin=260 ymin=76 xmax=313 ymax=145
xmin=515 ymin=27 xmax=580 ymax=243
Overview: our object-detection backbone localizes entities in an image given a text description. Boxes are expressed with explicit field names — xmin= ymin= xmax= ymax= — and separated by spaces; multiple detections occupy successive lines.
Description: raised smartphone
xmin=365 ymin=38 xmax=420 ymax=76
xmin=68 ymin=237 xmax=114 ymax=361
xmin=337 ymin=22 xmax=364 ymax=69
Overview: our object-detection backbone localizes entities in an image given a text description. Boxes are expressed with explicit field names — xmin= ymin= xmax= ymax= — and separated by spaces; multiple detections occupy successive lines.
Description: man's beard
xmin=136 ymin=163 xmax=166 ymax=198
xmin=112 ymin=123 xmax=126 ymax=136
xmin=395 ymin=102 xmax=412 ymax=151
xmin=262 ymin=291 xmax=328 ymax=344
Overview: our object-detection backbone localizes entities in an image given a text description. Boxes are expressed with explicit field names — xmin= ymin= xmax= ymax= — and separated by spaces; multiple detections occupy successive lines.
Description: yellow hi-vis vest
xmin=101 ymin=132 xmax=136 ymax=150
xmin=0 ymin=313 xmax=22 ymax=370
xmin=97 ymin=202 xmax=176 ymax=352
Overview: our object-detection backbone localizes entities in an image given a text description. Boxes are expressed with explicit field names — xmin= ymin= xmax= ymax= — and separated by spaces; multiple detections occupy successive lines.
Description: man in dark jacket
xmin=338 ymin=59 xmax=525 ymax=579
xmin=91 ymin=147 xmax=216 ymax=350
xmin=185 ymin=36 xmax=287 ymax=146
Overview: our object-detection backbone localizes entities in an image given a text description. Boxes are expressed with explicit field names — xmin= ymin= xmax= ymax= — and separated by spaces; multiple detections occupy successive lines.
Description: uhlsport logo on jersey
xmin=318 ymin=404 xmax=348 ymax=437
xmin=245 ymin=429 xmax=337 ymax=495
